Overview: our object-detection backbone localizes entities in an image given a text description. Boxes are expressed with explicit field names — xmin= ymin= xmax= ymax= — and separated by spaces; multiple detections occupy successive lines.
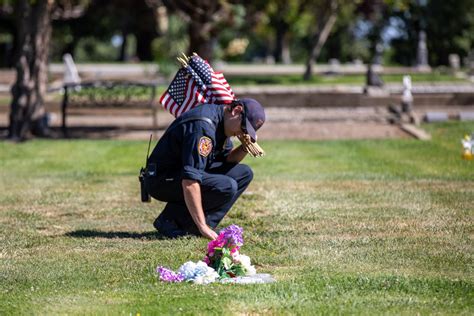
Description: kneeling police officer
xmin=144 ymin=98 xmax=265 ymax=240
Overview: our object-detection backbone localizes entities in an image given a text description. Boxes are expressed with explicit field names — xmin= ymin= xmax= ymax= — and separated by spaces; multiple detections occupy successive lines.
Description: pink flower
xmin=207 ymin=234 xmax=225 ymax=254
xmin=231 ymin=249 xmax=240 ymax=262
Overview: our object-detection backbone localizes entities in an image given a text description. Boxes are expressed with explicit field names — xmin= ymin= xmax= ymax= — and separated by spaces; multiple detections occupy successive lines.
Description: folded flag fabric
xmin=160 ymin=54 xmax=235 ymax=117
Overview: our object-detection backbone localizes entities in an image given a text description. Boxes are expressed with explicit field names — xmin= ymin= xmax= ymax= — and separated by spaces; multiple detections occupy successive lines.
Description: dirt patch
xmin=258 ymin=121 xmax=408 ymax=140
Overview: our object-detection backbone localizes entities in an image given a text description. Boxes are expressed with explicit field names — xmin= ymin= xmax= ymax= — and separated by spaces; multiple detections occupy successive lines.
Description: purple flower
xmin=220 ymin=224 xmax=244 ymax=247
xmin=157 ymin=266 xmax=184 ymax=283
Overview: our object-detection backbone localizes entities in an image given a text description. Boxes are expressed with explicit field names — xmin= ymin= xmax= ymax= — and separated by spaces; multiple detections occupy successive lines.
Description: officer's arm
xmin=226 ymin=145 xmax=248 ymax=163
xmin=182 ymin=179 xmax=218 ymax=240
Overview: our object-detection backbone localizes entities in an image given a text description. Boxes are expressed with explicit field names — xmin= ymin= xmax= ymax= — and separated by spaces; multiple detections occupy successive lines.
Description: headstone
xmin=364 ymin=63 xmax=387 ymax=96
xmin=328 ymin=58 xmax=340 ymax=74
xmin=401 ymin=75 xmax=413 ymax=113
xmin=351 ymin=59 xmax=365 ymax=73
xmin=63 ymin=53 xmax=81 ymax=85
xmin=449 ymin=54 xmax=460 ymax=71
xmin=373 ymin=43 xmax=384 ymax=65
xmin=459 ymin=112 xmax=474 ymax=121
xmin=219 ymin=273 xmax=276 ymax=284
xmin=366 ymin=64 xmax=384 ymax=87
xmin=265 ymin=55 xmax=275 ymax=64
xmin=468 ymin=50 xmax=474 ymax=76
xmin=424 ymin=112 xmax=448 ymax=122
xmin=282 ymin=46 xmax=292 ymax=65
xmin=416 ymin=30 xmax=430 ymax=70
xmin=157 ymin=6 xmax=168 ymax=33
xmin=400 ymin=75 xmax=419 ymax=124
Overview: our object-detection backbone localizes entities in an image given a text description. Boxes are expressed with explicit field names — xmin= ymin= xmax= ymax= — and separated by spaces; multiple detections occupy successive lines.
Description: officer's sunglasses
xmin=240 ymin=103 xmax=248 ymax=134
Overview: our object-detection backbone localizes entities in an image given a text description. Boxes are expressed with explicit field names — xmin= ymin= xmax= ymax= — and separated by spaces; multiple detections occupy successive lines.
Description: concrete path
xmin=46 ymin=62 xmax=434 ymax=76
xmin=234 ymin=82 xmax=474 ymax=95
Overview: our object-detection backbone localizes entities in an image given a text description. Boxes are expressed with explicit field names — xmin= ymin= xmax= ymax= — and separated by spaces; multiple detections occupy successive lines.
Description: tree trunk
xmin=273 ymin=21 xmax=285 ymax=63
xmin=135 ymin=31 xmax=154 ymax=61
xmin=162 ymin=0 xmax=230 ymax=62
xmin=118 ymin=30 xmax=128 ymax=61
xmin=273 ymin=21 xmax=292 ymax=64
xmin=281 ymin=35 xmax=292 ymax=65
xmin=8 ymin=0 xmax=52 ymax=141
xmin=188 ymin=20 xmax=214 ymax=61
xmin=303 ymin=2 xmax=338 ymax=81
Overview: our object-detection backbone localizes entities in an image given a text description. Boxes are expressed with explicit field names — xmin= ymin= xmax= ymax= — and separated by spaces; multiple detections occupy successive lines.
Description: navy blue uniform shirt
xmin=148 ymin=104 xmax=233 ymax=183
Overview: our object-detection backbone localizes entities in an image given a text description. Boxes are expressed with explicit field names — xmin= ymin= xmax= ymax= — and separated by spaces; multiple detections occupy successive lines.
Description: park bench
xmin=61 ymin=80 xmax=158 ymax=136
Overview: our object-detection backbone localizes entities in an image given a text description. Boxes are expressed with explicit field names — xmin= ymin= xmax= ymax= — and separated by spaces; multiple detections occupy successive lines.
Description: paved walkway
xmin=47 ymin=62 xmax=447 ymax=76
xmin=234 ymin=82 xmax=474 ymax=95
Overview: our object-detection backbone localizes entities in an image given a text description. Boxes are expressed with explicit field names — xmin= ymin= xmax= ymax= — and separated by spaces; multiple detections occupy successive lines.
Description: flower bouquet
xmin=204 ymin=224 xmax=256 ymax=278
xmin=157 ymin=225 xmax=256 ymax=284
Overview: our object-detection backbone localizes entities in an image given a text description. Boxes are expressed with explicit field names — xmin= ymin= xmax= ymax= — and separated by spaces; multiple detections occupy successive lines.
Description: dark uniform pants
xmin=145 ymin=162 xmax=253 ymax=234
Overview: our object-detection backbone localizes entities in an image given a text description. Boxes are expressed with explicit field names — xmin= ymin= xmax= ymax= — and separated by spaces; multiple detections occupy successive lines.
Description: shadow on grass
xmin=65 ymin=229 xmax=167 ymax=240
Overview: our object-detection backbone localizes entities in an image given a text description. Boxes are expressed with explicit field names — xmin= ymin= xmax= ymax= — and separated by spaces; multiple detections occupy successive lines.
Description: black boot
xmin=153 ymin=214 xmax=188 ymax=238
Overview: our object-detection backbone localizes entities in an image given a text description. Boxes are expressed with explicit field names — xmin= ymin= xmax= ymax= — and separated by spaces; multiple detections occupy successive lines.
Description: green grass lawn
xmin=226 ymin=72 xmax=469 ymax=86
xmin=1 ymin=122 xmax=473 ymax=315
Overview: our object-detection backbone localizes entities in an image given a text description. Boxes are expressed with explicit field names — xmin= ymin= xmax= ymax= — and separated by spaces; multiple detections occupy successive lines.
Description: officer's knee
xmin=229 ymin=178 xmax=238 ymax=197
xmin=218 ymin=177 xmax=238 ymax=198
xmin=239 ymin=164 xmax=254 ymax=184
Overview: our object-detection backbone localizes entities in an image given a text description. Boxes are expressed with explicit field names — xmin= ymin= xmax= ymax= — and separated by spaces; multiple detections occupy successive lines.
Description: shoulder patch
xmin=198 ymin=136 xmax=213 ymax=157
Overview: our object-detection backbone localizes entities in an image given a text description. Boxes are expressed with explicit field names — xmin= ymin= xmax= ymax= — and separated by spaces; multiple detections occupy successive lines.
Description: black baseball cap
xmin=240 ymin=98 xmax=265 ymax=142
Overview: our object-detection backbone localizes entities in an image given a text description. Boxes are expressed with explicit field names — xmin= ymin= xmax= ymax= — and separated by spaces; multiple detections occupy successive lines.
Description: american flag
xmin=160 ymin=55 xmax=235 ymax=117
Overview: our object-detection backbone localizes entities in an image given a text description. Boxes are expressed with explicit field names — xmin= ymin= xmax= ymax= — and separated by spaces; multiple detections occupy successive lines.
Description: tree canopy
xmin=1 ymin=0 xmax=471 ymax=67
xmin=1 ymin=0 xmax=473 ymax=140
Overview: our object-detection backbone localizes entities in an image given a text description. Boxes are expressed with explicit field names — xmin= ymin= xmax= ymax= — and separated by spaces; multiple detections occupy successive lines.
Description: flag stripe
xmin=159 ymin=93 xmax=167 ymax=105
xmin=160 ymin=94 xmax=168 ymax=109
xmin=166 ymin=97 xmax=175 ymax=112
xmin=170 ymin=99 xmax=178 ymax=117
xmin=186 ymin=84 xmax=202 ymax=113
xmin=162 ymin=94 xmax=174 ymax=113
xmin=178 ymin=80 xmax=192 ymax=117
xmin=179 ymin=80 xmax=195 ymax=117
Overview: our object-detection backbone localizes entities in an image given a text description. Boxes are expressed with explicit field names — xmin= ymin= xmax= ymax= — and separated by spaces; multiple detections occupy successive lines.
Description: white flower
xmin=239 ymin=254 xmax=251 ymax=267
xmin=239 ymin=254 xmax=256 ymax=276
xmin=194 ymin=266 xmax=219 ymax=284
xmin=245 ymin=265 xmax=256 ymax=276
xmin=194 ymin=276 xmax=204 ymax=284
